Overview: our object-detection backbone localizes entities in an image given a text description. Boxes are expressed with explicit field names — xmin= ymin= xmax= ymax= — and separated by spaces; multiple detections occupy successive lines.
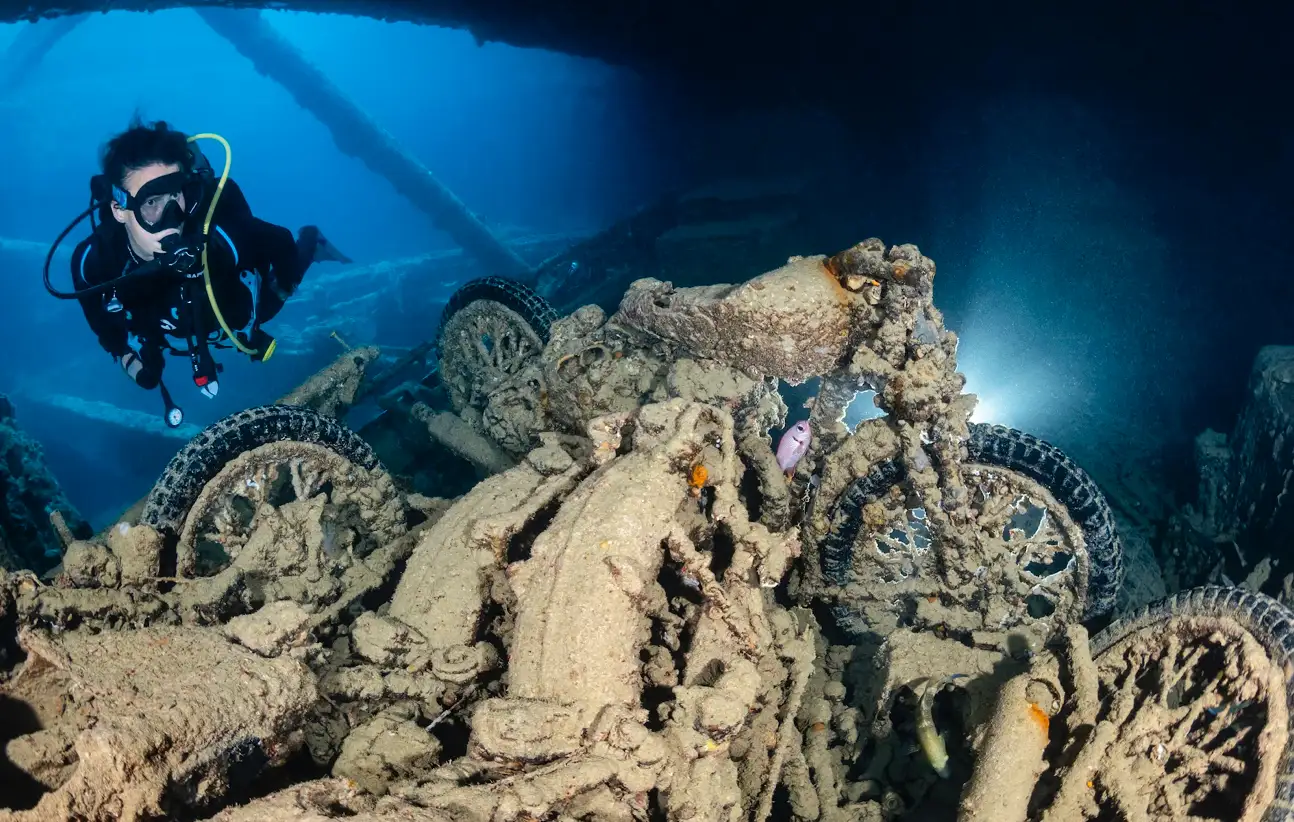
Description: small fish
xmin=775 ymin=420 xmax=813 ymax=475
xmin=1206 ymin=699 xmax=1251 ymax=716
xmin=916 ymin=673 xmax=967 ymax=778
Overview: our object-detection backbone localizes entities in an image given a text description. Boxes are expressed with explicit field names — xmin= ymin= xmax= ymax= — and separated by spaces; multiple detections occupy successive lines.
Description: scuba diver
xmin=45 ymin=118 xmax=350 ymax=427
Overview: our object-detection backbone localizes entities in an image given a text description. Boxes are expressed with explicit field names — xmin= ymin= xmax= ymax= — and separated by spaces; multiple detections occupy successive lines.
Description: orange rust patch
xmin=810 ymin=721 xmax=826 ymax=733
xmin=1028 ymin=702 xmax=1050 ymax=734
xmin=817 ymin=258 xmax=856 ymax=306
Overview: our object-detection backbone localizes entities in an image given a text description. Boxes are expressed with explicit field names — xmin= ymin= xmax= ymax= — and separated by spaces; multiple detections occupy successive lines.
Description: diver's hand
xmin=157 ymin=234 xmax=205 ymax=277
xmin=120 ymin=350 xmax=160 ymax=390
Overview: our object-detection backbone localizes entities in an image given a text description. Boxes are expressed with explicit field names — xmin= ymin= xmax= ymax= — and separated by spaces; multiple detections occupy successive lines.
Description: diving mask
xmin=112 ymin=170 xmax=204 ymax=234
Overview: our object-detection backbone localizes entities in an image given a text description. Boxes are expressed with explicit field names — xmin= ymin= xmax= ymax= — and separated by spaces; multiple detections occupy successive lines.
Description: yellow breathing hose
xmin=185 ymin=132 xmax=274 ymax=360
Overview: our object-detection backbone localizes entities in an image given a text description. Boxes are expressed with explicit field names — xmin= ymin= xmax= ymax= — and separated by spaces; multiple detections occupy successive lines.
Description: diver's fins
xmin=307 ymin=227 xmax=352 ymax=264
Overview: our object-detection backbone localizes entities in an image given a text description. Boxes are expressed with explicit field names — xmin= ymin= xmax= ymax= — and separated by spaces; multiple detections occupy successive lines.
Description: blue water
xmin=0 ymin=11 xmax=682 ymax=522
xmin=0 ymin=9 xmax=1289 ymax=530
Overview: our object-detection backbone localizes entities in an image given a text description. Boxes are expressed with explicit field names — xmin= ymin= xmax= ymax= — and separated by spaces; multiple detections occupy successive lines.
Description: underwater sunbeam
xmin=838 ymin=345 xmax=1052 ymax=434
xmin=956 ymin=354 xmax=1044 ymax=431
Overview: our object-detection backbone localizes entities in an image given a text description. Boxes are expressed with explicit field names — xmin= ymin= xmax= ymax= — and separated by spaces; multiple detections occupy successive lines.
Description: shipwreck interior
xmin=0 ymin=2 xmax=1292 ymax=821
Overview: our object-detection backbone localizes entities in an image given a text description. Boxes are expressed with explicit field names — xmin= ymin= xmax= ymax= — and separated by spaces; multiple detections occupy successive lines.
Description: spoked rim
xmin=835 ymin=461 xmax=1089 ymax=636
xmin=175 ymin=440 xmax=404 ymax=578
xmin=1077 ymin=615 xmax=1287 ymax=821
xmin=437 ymin=300 xmax=545 ymax=412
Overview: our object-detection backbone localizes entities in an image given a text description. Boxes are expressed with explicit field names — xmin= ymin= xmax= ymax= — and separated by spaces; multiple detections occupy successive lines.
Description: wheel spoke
xmin=1063 ymin=613 xmax=1286 ymax=821
xmin=438 ymin=299 xmax=545 ymax=413
xmin=175 ymin=441 xmax=405 ymax=580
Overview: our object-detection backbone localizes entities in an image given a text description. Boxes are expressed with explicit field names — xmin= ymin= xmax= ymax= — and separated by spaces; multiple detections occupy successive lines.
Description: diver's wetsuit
xmin=71 ymin=178 xmax=323 ymax=389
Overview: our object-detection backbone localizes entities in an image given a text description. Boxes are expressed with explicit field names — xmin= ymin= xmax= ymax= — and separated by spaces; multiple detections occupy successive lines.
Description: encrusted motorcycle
xmin=2 ymin=237 xmax=1286 ymax=822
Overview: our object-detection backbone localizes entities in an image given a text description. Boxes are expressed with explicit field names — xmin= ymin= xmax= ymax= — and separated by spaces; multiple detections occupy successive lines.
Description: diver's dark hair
xmin=100 ymin=115 xmax=191 ymax=190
